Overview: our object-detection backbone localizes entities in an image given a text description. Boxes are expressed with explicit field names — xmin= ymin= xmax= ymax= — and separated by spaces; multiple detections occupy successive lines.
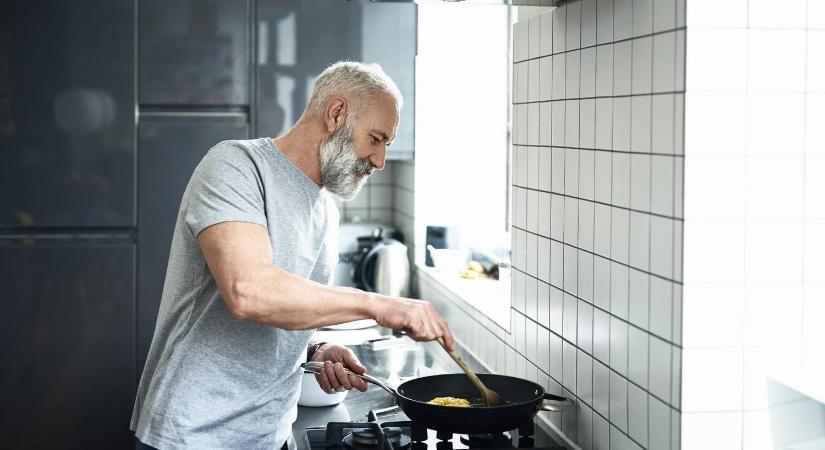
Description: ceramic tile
xmin=613 ymin=41 xmax=632 ymax=96
xmin=554 ymin=5 xmax=567 ymax=54
xmin=610 ymin=317 xmax=628 ymax=376
xmin=628 ymin=211 xmax=650 ymax=271
xmin=567 ymin=1 xmax=582 ymax=51
xmin=582 ymin=0 xmax=597 ymax=48
xmin=609 ymin=371 xmax=628 ymax=432
xmin=593 ymin=307 xmax=611 ymax=362
xmin=563 ymin=292 xmax=579 ymax=343
xmin=597 ymin=0 xmax=614 ymax=45
xmin=579 ymin=251 xmax=595 ymax=304
xmin=628 ymin=326 xmax=649 ymax=389
xmin=611 ymin=262 xmax=630 ymax=319
xmin=578 ymin=299 xmax=595 ymax=352
xmin=632 ymin=37 xmax=653 ymax=95
xmin=628 ymin=269 xmax=649 ymax=330
xmin=593 ymin=255 xmax=612 ymax=311
xmin=612 ymin=97 xmax=631 ymax=151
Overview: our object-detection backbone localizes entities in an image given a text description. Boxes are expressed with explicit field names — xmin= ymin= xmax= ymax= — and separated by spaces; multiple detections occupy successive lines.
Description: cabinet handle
xmin=258 ymin=21 xmax=269 ymax=66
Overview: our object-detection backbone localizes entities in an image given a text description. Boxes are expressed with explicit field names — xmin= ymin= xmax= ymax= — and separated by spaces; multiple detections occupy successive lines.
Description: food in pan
xmin=427 ymin=397 xmax=471 ymax=407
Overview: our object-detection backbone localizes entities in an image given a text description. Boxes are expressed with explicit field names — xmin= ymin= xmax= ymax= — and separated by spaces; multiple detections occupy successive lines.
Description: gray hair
xmin=305 ymin=61 xmax=403 ymax=121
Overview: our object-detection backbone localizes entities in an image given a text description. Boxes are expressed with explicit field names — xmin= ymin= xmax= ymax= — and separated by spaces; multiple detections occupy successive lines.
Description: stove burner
xmin=306 ymin=409 xmax=565 ymax=450
xmin=342 ymin=427 xmax=411 ymax=449
xmin=460 ymin=432 xmax=514 ymax=449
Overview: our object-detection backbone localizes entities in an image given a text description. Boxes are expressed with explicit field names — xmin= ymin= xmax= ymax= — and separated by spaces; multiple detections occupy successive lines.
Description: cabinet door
xmin=139 ymin=0 xmax=250 ymax=106
xmin=0 ymin=0 xmax=135 ymax=228
xmin=137 ymin=116 xmax=249 ymax=374
xmin=0 ymin=238 xmax=135 ymax=449
xmin=360 ymin=3 xmax=416 ymax=159
xmin=255 ymin=0 xmax=415 ymax=159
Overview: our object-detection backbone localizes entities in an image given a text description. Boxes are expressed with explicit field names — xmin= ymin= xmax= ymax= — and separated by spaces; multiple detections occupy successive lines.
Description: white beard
xmin=319 ymin=123 xmax=374 ymax=201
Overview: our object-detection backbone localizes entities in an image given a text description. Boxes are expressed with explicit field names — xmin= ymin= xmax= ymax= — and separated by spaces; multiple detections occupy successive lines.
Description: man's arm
xmin=198 ymin=221 xmax=455 ymax=349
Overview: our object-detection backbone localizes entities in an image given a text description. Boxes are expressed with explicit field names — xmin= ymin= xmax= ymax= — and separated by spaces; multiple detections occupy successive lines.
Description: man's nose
xmin=369 ymin=148 xmax=386 ymax=171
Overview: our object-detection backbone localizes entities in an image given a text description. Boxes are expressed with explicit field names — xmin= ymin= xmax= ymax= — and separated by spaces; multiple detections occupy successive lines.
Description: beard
xmin=319 ymin=123 xmax=374 ymax=201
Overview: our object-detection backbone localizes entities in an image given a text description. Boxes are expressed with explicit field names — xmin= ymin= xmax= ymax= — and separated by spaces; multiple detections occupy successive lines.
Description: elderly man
xmin=130 ymin=62 xmax=454 ymax=450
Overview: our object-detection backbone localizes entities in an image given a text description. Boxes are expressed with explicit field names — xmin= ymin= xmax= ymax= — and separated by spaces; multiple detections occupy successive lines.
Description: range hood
xmin=346 ymin=0 xmax=565 ymax=5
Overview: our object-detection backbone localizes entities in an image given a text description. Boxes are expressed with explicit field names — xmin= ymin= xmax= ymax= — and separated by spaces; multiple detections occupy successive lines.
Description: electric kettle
xmin=353 ymin=228 xmax=410 ymax=297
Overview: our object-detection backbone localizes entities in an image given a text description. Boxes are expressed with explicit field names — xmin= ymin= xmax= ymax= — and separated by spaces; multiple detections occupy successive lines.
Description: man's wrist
xmin=362 ymin=291 xmax=383 ymax=321
xmin=307 ymin=342 xmax=327 ymax=362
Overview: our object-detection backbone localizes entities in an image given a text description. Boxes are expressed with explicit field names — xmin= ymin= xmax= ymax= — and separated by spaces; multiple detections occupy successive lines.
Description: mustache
xmin=353 ymin=158 xmax=374 ymax=176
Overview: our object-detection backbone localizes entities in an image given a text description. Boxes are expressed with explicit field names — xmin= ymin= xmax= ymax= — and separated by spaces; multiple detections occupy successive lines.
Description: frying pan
xmin=301 ymin=362 xmax=573 ymax=434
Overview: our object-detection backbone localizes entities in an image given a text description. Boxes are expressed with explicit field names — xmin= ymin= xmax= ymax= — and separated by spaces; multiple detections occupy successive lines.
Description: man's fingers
xmin=342 ymin=349 xmax=366 ymax=375
xmin=437 ymin=317 xmax=455 ymax=351
xmin=315 ymin=372 xmax=333 ymax=393
xmin=348 ymin=373 xmax=369 ymax=392
xmin=441 ymin=326 xmax=455 ymax=351
xmin=323 ymin=361 xmax=342 ymax=391
xmin=332 ymin=363 xmax=353 ymax=390
xmin=413 ymin=318 xmax=436 ymax=342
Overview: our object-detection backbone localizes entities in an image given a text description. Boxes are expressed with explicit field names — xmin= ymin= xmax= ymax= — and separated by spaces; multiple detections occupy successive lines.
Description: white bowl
xmin=298 ymin=371 xmax=349 ymax=407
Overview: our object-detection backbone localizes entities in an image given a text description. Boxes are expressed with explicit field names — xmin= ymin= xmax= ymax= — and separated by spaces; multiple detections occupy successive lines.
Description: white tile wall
xmin=677 ymin=3 xmax=825 ymax=448
xmin=337 ymin=165 xmax=398 ymax=225
xmin=415 ymin=3 xmax=685 ymax=449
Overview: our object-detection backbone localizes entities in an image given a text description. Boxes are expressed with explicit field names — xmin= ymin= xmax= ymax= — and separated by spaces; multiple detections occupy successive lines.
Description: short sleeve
xmin=184 ymin=143 xmax=268 ymax=237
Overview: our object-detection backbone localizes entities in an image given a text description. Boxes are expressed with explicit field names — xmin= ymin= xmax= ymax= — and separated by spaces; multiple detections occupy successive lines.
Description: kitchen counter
xmin=290 ymin=326 xmax=569 ymax=450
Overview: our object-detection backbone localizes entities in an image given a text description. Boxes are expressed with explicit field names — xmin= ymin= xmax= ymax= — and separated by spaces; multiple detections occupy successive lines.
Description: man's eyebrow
xmin=370 ymin=130 xmax=392 ymax=142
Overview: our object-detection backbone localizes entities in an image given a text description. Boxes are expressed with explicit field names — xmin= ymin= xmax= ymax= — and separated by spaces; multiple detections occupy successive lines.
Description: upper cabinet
xmin=139 ymin=0 xmax=251 ymax=106
xmin=0 ymin=0 xmax=135 ymax=228
xmin=255 ymin=0 xmax=416 ymax=159
xmin=360 ymin=3 xmax=416 ymax=160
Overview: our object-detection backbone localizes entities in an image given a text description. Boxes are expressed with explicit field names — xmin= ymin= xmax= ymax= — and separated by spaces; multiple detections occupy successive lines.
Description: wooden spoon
xmin=437 ymin=337 xmax=504 ymax=406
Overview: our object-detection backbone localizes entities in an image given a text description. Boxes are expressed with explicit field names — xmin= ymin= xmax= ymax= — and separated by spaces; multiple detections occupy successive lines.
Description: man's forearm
xmin=225 ymin=263 xmax=382 ymax=329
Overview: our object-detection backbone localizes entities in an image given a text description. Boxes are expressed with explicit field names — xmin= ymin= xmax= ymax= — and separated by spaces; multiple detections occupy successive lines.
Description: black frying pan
xmin=301 ymin=362 xmax=573 ymax=434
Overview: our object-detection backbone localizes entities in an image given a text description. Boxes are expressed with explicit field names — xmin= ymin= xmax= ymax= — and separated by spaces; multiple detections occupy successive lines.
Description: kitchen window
xmin=414 ymin=3 xmax=513 ymax=328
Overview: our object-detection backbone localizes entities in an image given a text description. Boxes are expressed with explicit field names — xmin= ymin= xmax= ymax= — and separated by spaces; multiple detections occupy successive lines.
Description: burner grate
xmin=305 ymin=409 xmax=566 ymax=450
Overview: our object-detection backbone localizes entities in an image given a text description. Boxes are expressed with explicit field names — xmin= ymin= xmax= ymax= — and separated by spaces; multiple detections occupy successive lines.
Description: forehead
xmin=356 ymin=92 xmax=399 ymax=135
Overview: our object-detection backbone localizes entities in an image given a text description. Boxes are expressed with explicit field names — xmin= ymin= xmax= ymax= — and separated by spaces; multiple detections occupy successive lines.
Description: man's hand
xmin=310 ymin=344 xmax=369 ymax=393
xmin=371 ymin=296 xmax=455 ymax=351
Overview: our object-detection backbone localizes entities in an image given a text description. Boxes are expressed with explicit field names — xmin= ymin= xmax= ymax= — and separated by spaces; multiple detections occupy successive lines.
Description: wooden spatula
xmin=437 ymin=337 xmax=504 ymax=406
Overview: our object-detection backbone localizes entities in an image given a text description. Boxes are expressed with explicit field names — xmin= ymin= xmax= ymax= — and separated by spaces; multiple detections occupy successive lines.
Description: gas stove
xmin=304 ymin=407 xmax=567 ymax=450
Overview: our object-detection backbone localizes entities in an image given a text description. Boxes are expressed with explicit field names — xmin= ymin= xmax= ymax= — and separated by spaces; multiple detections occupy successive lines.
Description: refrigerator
xmin=0 ymin=0 xmax=137 ymax=448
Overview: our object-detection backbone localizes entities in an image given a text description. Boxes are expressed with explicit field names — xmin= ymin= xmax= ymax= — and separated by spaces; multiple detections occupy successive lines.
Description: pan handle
xmin=537 ymin=393 xmax=575 ymax=412
xmin=300 ymin=362 xmax=398 ymax=397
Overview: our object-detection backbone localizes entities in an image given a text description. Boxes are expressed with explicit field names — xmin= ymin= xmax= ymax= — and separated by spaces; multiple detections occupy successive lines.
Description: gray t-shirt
xmin=131 ymin=138 xmax=339 ymax=450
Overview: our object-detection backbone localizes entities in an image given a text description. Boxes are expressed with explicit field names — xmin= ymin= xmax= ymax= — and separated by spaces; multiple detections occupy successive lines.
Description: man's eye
xmin=370 ymin=136 xmax=379 ymax=145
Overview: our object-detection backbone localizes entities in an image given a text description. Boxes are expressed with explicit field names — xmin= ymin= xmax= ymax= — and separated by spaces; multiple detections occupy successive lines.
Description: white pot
xmin=297 ymin=372 xmax=349 ymax=407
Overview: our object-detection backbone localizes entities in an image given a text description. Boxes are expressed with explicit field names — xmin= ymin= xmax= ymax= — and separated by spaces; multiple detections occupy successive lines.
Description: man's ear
xmin=324 ymin=97 xmax=348 ymax=133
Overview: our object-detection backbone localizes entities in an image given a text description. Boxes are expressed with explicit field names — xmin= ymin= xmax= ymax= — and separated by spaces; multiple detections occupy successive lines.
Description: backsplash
xmin=335 ymin=159 xmax=417 ymax=287
xmin=335 ymin=165 xmax=396 ymax=224
xmin=391 ymin=160 xmax=417 ymax=276
xmin=419 ymin=1 xmax=686 ymax=449
xmin=680 ymin=2 xmax=825 ymax=448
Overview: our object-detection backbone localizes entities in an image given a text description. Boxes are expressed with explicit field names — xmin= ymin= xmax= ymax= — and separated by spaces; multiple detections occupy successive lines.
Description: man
xmin=131 ymin=61 xmax=455 ymax=450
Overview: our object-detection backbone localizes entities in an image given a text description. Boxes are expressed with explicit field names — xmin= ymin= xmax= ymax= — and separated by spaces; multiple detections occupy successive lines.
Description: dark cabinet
xmin=139 ymin=0 xmax=251 ymax=106
xmin=255 ymin=0 xmax=416 ymax=158
xmin=0 ymin=0 xmax=135 ymax=228
xmin=137 ymin=115 xmax=249 ymax=373
xmin=0 ymin=238 xmax=135 ymax=449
